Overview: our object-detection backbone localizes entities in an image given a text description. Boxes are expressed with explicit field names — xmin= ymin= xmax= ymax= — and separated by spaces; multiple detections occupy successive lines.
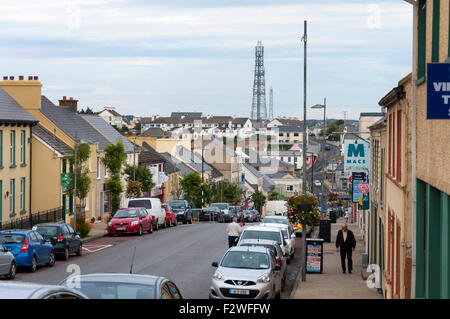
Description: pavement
xmin=81 ymin=220 xmax=108 ymax=244
xmin=291 ymin=217 xmax=382 ymax=299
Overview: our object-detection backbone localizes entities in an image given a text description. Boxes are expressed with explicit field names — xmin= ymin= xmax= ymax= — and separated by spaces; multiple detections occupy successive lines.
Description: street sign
xmin=427 ymin=63 xmax=450 ymax=119
xmin=356 ymin=182 xmax=369 ymax=194
xmin=61 ymin=173 xmax=70 ymax=185
xmin=344 ymin=140 xmax=370 ymax=173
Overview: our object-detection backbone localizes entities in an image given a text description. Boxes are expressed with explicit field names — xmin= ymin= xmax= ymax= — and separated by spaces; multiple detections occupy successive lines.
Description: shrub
xmin=76 ymin=220 xmax=92 ymax=238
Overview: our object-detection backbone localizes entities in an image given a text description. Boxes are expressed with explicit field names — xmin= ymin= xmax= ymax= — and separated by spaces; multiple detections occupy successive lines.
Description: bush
xmin=76 ymin=220 xmax=92 ymax=238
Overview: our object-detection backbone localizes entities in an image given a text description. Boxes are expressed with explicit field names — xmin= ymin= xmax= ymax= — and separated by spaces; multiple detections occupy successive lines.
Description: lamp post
xmin=311 ymin=98 xmax=327 ymax=214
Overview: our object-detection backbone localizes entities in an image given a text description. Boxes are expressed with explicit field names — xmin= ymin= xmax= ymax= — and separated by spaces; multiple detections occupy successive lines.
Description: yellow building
xmin=0 ymin=84 xmax=38 ymax=226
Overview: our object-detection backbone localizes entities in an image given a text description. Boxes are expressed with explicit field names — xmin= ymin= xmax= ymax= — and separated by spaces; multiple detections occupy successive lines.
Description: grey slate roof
xmin=41 ymin=96 xmax=111 ymax=151
xmin=275 ymin=125 xmax=303 ymax=132
xmin=32 ymin=124 xmax=72 ymax=156
xmin=174 ymin=145 xmax=212 ymax=173
xmin=159 ymin=152 xmax=196 ymax=176
xmin=0 ymin=87 xmax=38 ymax=124
xmin=266 ymin=172 xmax=294 ymax=179
xmin=171 ymin=112 xmax=202 ymax=118
xmin=243 ymin=162 xmax=263 ymax=178
xmin=262 ymin=175 xmax=279 ymax=192
xmin=142 ymin=127 xmax=166 ymax=138
xmin=81 ymin=114 xmax=134 ymax=152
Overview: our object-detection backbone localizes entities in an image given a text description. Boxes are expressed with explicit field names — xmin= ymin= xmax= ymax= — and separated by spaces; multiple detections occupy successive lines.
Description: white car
xmin=127 ymin=198 xmax=165 ymax=230
xmin=259 ymin=223 xmax=296 ymax=261
xmin=314 ymin=180 xmax=322 ymax=187
xmin=237 ymin=226 xmax=288 ymax=259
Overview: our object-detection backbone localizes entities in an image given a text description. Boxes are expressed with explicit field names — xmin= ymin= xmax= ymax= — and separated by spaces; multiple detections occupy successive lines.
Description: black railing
xmin=0 ymin=207 xmax=64 ymax=231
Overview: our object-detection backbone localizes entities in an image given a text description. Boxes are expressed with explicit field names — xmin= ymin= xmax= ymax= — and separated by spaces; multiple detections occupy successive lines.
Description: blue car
xmin=0 ymin=230 xmax=55 ymax=272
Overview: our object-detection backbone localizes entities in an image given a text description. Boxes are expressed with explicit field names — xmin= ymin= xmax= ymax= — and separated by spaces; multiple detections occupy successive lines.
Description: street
xmin=10 ymin=222 xmax=302 ymax=299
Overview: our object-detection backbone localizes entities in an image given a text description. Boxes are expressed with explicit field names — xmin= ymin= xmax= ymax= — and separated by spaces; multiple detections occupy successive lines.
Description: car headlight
xmin=212 ymin=271 xmax=224 ymax=280
xmin=108 ymin=222 xmax=112 ymax=227
xmin=257 ymin=274 xmax=271 ymax=283
xmin=131 ymin=221 xmax=139 ymax=226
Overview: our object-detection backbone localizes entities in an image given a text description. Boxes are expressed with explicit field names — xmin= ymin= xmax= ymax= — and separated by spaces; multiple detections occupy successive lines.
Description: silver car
xmin=237 ymin=239 xmax=287 ymax=291
xmin=210 ymin=246 xmax=282 ymax=299
xmin=0 ymin=282 xmax=88 ymax=299
xmin=260 ymin=223 xmax=296 ymax=261
xmin=0 ymin=244 xmax=16 ymax=279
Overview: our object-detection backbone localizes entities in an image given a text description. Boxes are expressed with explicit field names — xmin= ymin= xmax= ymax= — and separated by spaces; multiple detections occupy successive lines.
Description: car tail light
xmin=277 ymin=257 xmax=282 ymax=266
xmin=57 ymin=236 xmax=64 ymax=242
xmin=20 ymin=237 xmax=29 ymax=253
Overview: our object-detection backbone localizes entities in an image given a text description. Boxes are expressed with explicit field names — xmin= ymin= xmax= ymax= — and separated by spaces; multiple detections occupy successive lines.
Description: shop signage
xmin=344 ymin=140 xmax=370 ymax=173
xmin=427 ymin=63 xmax=450 ymax=119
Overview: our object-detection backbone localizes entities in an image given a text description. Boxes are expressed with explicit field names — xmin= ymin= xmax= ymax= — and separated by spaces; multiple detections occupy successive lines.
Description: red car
xmin=162 ymin=204 xmax=177 ymax=228
xmin=108 ymin=208 xmax=153 ymax=236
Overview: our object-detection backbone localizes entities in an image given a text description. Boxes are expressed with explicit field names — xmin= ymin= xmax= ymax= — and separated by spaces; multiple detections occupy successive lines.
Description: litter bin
xmin=306 ymin=238 xmax=325 ymax=273
xmin=329 ymin=210 xmax=337 ymax=223
xmin=319 ymin=219 xmax=331 ymax=243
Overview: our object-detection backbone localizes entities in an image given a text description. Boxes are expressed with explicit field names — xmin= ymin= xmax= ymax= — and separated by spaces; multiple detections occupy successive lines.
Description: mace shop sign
xmin=344 ymin=140 xmax=370 ymax=173
xmin=427 ymin=63 xmax=450 ymax=119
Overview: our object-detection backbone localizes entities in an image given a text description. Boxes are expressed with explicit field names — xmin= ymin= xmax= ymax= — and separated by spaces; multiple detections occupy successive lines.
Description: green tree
xmin=102 ymin=140 xmax=127 ymax=216
xmin=65 ymin=144 xmax=91 ymax=215
xmin=223 ymin=183 xmax=242 ymax=205
xmin=126 ymin=180 xmax=142 ymax=198
xmin=123 ymin=164 xmax=155 ymax=193
xmin=78 ymin=107 xmax=95 ymax=114
xmin=251 ymin=190 xmax=266 ymax=213
xmin=268 ymin=191 xmax=280 ymax=201
xmin=179 ymin=173 xmax=202 ymax=207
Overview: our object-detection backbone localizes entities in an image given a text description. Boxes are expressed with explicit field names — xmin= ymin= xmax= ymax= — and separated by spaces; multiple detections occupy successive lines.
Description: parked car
xmin=210 ymin=246 xmax=282 ymax=299
xmin=211 ymin=203 xmax=231 ymax=222
xmin=237 ymin=225 xmax=288 ymax=259
xmin=325 ymin=145 xmax=331 ymax=151
xmin=0 ymin=282 xmax=87 ymax=299
xmin=199 ymin=206 xmax=221 ymax=222
xmin=260 ymin=223 xmax=296 ymax=261
xmin=59 ymin=273 xmax=183 ymax=299
xmin=128 ymin=197 xmax=165 ymax=230
xmin=251 ymin=210 xmax=261 ymax=222
xmin=242 ymin=210 xmax=256 ymax=222
xmin=0 ymin=244 xmax=16 ymax=279
xmin=108 ymin=208 xmax=153 ymax=236
xmin=314 ymin=180 xmax=322 ymax=187
xmin=162 ymin=204 xmax=177 ymax=227
xmin=229 ymin=206 xmax=242 ymax=220
xmin=237 ymin=239 xmax=287 ymax=291
xmin=167 ymin=200 xmax=192 ymax=224
xmin=33 ymin=223 xmax=82 ymax=260
xmin=261 ymin=215 xmax=294 ymax=233
xmin=0 ymin=230 xmax=55 ymax=272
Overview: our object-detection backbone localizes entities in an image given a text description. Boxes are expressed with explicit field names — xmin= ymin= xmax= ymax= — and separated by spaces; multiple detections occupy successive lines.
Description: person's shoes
xmin=348 ymin=270 xmax=352 ymax=274
xmin=342 ymin=270 xmax=346 ymax=274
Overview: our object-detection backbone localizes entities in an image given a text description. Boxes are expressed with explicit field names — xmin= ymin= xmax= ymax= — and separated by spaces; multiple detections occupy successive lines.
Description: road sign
xmin=61 ymin=173 xmax=70 ymax=185
xmin=427 ymin=63 xmax=450 ymax=119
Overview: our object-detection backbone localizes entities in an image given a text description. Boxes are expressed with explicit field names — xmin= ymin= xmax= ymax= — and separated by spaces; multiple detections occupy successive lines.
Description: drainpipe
xmin=404 ymin=0 xmax=417 ymax=299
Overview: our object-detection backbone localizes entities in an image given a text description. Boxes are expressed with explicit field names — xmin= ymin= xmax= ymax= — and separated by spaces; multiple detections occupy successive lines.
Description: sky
xmin=0 ymin=0 xmax=413 ymax=120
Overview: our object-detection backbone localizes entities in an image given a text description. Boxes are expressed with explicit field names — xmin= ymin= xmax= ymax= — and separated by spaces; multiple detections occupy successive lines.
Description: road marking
xmin=82 ymin=244 xmax=113 ymax=253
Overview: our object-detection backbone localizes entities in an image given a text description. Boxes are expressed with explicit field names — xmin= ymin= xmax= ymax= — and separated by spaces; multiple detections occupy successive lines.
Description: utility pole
xmin=73 ymin=131 xmax=78 ymax=232
xmin=301 ymin=20 xmax=308 ymax=282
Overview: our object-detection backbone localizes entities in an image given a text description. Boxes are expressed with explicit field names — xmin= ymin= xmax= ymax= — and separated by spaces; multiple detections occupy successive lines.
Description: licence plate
xmin=116 ymin=227 xmax=126 ymax=231
xmin=229 ymin=289 xmax=250 ymax=295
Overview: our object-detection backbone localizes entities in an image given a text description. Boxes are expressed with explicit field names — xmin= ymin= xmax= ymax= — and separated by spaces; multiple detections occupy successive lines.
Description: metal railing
xmin=0 ymin=207 xmax=64 ymax=231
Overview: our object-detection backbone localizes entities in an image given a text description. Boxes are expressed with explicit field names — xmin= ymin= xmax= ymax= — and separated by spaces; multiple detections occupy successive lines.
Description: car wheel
xmin=163 ymin=220 xmax=167 ymax=228
xmin=47 ymin=250 xmax=56 ymax=267
xmin=183 ymin=216 xmax=187 ymax=224
xmin=282 ymin=275 xmax=286 ymax=291
xmin=76 ymin=243 xmax=83 ymax=256
xmin=62 ymin=246 xmax=70 ymax=261
xmin=108 ymin=233 xmax=114 ymax=237
xmin=7 ymin=261 xmax=16 ymax=280
xmin=154 ymin=220 xmax=159 ymax=231
xmin=189 ymin=215 xmax=192 ymax=224
xmin=148 ymin=222 xmax=153 ymax=234
xmin=29 ymin=256 xmax=37 ymax=273
xmin=138 ymin=225 xmax=143 ymax=236
xmin=168 ymin=219 xmax=172 ymax=227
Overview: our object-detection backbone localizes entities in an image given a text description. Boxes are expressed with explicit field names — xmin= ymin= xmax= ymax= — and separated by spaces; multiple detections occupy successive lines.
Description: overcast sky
xmin=0 ymin=0 xmax=412 ymax=120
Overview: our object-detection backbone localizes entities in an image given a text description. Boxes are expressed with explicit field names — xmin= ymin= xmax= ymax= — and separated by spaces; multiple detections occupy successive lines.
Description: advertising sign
xmin=356 ymin=182 xmax=369 ymax=194
xmin=352 ymin=172 xmax=366 ymax=203
xmin=427 ymin=63 xmax=450 ymax=119
xmin=306 ymin=238 xmax=324 ymax=273
xmin=344 ymin=140 xmax=370 ymax=173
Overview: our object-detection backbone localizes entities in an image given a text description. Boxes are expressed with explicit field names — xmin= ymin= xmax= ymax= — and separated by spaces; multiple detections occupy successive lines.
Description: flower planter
xmin=298 ymin=203 xmax=313 ymax=212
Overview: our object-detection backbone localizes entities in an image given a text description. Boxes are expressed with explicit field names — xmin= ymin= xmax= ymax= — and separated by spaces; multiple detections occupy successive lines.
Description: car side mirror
xmin=211 ymin=261 xmax=219 ymax=268
xmin=274 ymin=265 xmax=281 ymax=271
xmin=284 ymin=240 xmax=288 ymax=246
xmin=291 ymin=234 xmax=296 ymax=239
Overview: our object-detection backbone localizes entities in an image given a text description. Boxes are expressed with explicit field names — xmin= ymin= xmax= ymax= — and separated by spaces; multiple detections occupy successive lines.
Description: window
xmin=396 ymin=110 xmax=402 ymax=182
xmin=20 ymin=177 xmax=25 ymax=213
xmin=10 ymin=130 xmax=15 ymax=167
xmin=286 ymin=185 xmax=294 ymax=192
xmin=97 ymin=157 xmax=100 ymax=179
xmin=9 ymin=179 xmax=15 ymax=216
xmin=417 ymin=0 xmax=427 ymax=81
xmin=20 ymin=130 xmax=26 ymax=166
xmin=431 ymin=0 xmax=440 ymax=62
xmin=0 ymin=130 xmax=2 ymax=168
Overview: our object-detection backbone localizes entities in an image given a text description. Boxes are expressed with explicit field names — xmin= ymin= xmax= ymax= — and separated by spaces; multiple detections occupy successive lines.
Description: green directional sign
xmin=61 ymin=173 xmax=70 ymax=186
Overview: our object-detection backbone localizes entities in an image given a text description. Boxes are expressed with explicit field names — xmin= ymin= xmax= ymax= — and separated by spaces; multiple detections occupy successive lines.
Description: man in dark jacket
xmin=335 ymin=223 xmax=356 ymax=274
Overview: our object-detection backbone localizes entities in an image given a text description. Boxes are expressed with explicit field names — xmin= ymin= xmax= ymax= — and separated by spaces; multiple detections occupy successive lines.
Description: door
xmin=29 ymin=232 xmax=43 ymax=264
xmin=35 ymin=231 xmax=52 ymax=263
xmin=61 ymin=225 xmax=72 ymax=252
xmin=67 ymin=224 xmax=80 ymax=252
xmin=270 ymin=252 xmax=281 ymax=294
xmin=0 ymin=245 xmax=10 ymax=275
xmin=140 ymin=209 xmax=150 ymax=231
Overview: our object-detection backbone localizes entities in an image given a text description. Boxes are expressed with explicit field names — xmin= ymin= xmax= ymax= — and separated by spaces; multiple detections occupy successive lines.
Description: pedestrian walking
xmin=335 ymin=223 xmax=356 ymax=274
xmin=226 ymin=217 xmax=242 ymax=248
xmin=240 ymin=220 xmax=246 ymax=233
xmin=344 ymin=210 xmax=349 ymax=223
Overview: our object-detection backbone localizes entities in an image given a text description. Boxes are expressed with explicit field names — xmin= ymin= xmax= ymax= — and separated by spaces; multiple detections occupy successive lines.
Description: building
xmin=0 ymin=86 xmax=38 ymax=225
xmin=98 ymin=107 xmax=126 ymax=128
xmin=265 ymin=172 xmax=301 ymax=198
xmin=411 ymin=0 xmax=450 ymax=299
xmin=359 ymin=112 xmax=385 ymax=140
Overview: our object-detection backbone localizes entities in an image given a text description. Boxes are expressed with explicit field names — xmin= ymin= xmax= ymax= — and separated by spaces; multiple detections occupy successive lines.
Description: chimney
xmin=58 ymin=96 xmax=78 ymax=112
xmin=0 ymin=75 xmax=42 ymax=110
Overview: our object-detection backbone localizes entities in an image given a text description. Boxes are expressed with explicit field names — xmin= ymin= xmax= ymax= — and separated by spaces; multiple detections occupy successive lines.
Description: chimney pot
xmin=19 ymin=75 xmax=24 ymax=80
xmin=70 ymin=97 xmax=73 ymax=100
xmin=28 ymin=76 xmax=33 ymax=80
xmin=9 ymin=76 xmax=14 ymax=80
xmin=33 ymin=76 xmax=38 ymax=80
xmin=63 ymin=96 xmax=66 ymax=100
xmin=3 ymin=76 xmax=7 ymax=80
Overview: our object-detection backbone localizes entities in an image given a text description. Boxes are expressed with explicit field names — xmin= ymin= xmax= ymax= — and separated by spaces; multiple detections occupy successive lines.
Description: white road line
xmin=82 ymin=244 xmax=113 ymax=253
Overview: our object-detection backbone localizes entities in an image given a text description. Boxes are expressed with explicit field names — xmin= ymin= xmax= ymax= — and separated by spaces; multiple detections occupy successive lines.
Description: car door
xmin=28 ymin=232 xmax=42 ymax=263
xmin=35 ymin=231 xmax=52 ymax=263
xmin=66 ymin=224 xmax=80 ymax=253
xmin=0 ymin=245 xmax=10 ymax=275
xmin=140 ymin=209 xmax=149 ymax=231
xmin=269 ymin=252 xmax=281 ymax=294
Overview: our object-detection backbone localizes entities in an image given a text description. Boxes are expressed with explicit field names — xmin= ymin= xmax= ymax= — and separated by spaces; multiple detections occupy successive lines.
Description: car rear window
xmin=67 ymin=281 xmax=157 ymax=299
xmin=0 ymin=234 xmax=25 ymax=244
xmin=241 ymin=230 xmax=282 ymax=245
xmin=241 ymin=244 xmax=277 ymax=256
xmin=128 ymin=200 xmax=151 ymax=209
xmin=36 ymin=226 xmax=59 ymax=237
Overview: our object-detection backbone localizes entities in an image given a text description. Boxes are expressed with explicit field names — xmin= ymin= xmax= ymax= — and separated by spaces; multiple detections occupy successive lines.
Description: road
xmin=10 ymin=221 xmax=302 ymax=299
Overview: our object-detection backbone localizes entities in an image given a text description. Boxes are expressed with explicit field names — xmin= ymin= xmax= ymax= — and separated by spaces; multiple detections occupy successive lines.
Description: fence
xmin=0 ymin=207 xmax=64 ymax=231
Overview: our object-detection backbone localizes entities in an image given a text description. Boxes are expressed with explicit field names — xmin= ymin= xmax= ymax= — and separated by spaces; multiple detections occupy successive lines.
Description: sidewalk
xmin=81 ymin=220 xmax=108 ymax=244
xmin=291 ymin=217 xmax=382 ymax=299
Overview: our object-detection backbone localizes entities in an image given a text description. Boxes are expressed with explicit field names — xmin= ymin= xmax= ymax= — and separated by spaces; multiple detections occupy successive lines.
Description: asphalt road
xmin=9 ymin=221 xmax=303 ymax=299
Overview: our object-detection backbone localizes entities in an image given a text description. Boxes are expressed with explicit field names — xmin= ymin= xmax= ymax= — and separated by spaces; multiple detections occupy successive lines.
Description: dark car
xmin=229 ymin=206 xmax=242 ymax=220
xmin=199 ymin=207 xmax=221 ymax=222
xmin=34 ymin=223 xmax=82 ymax=260
xmin=242 ymin=210 xmax=256 ymax=222
xmin=167 ymin=200 xmax=192 ymax=224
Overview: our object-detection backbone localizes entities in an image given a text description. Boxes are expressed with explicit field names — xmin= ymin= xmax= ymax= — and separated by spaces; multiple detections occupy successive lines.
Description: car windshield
xmin=63 ymin=281 xmax=156 ymax=299
xmin=282 ymin=229 xmax=288 ymax=239
xmin=262 ymin=217 xmax=288 ymax=225
xmin=114 ymin=209 xmax=139 ymax=218
xmin=0 ymin=234 xmax=25 ymax=244
xmin=240 ymin=244 xmax=277 ymax=256
xmin=168 ymin=201 xmax=185 ymax=208
xmin=128 ymin=200 xmax=151 ymax=209
xmin=221 ymin=251 xmax=270 ymax=269
xmin=36 ymin=226 xmax=59 ymax=237
xmin=243 ymin=211 xmax=252 ymax=215
xmin=241 ymin=230 xmax=282 ymax=245
xmin=211 ymin=203 xmax=227 ymax=210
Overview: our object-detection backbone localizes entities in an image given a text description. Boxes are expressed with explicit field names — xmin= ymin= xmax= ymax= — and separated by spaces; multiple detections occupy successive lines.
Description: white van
xmin=127 ymin=198 xmax=165 ymax=230
xmin=265 ymin=200 xmax=288 ymax=216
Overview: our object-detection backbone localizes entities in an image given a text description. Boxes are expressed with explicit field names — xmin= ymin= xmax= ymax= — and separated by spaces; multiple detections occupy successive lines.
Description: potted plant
xmin=286 ymin=193 xmax=321 ymax=232
xmin=90 ymin=217 xmax=96 ymax=224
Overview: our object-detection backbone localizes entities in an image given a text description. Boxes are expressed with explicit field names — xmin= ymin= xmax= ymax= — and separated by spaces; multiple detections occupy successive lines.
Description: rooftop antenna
xmin=129 ymin=246 xmax=137 ymax=274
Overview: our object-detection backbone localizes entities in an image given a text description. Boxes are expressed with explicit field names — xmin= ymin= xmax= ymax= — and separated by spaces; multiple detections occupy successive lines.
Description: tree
xmin=123 ymin=164 xmax=155 ymax=193
xmin=126 ymin=181 xmax=142 ymax=198
xmin=286 ymin=193 xmax=321 ymax=227
xmin=65 ymin=144 xmax=91 ymax=215
xmin=102 ymin=140 xmax=127 ymax=216
xmin=179 ymin=173 xmax=202 ymax=207
xmin=251 ymin=190 xmax=266 ymax=213
xmin=78 ymin=107 xmax=95 ymax=114
xmin=223 ymin=183 xmax=242 ymax=205
xmin=268 ymin=191 xmax=280 ymax=201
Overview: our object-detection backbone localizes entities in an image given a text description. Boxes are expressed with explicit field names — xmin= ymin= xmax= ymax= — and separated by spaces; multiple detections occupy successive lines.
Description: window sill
xmin=9 ymin=212 xmax=16 ymax=218
xmin=20 ymin=164 xmax=27 ymax=167
xmin=0 ymin=166 xmax=3 ymax=169
xmin=416 ymin=76 xmax=426 ymax=86
xmin=9 ymin=164 xmax=17 ymax=168
xmin=20 ymin=210 xmax=27 ymax=215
